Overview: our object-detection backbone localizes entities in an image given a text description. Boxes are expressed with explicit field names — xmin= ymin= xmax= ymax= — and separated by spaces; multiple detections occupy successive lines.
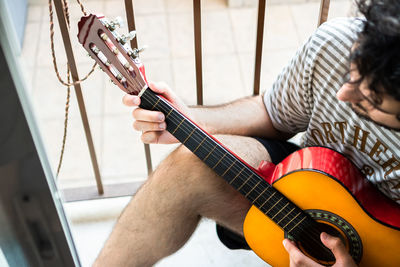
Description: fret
xmin=165 ymin=109 xmax=173 ymax=118
xmin=277 ymin=207 xmax=295 ymax=225
xmin=183 ymin=128 xmax=196 ymax=144
xmin=252 ymin=186 xmax=269 ymax=204
xmin=265 ymin=197 xmax=282 ymax=215
xmin=245 ymin=180 xmax=261 ymax=198
xmin=288 ymin=215 xmax=307 ymax=233
xmin=237 ymin=174 xmax=253 ymax=191
xmin=193 ymin=137 xmax=207 ymax=153
xmin=271 ymin=202 xmax=289 ymax=220
xmin=229 ymin=167 xmax=245 ymax=185
xmin=259 ymin=191 xmax=276 ymax=209
xmin=151 ymin=98 xmax=160 ymax=110
xmin=282 ymin=212 xmax=301 ymax=230
xmin=203 ymin=145 xmax=217 ymax=161
xmin=212 ymin=153 xmax=227 ymax=170
xmin=172 ymin=118 xmax=185 ymax=134
xmin=221 ymin=160 xmax=236 ymax=177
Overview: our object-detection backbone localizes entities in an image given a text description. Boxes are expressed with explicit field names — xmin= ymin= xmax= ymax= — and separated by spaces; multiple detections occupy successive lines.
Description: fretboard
xmin=139 ymin=87 xmax=314 ymax=239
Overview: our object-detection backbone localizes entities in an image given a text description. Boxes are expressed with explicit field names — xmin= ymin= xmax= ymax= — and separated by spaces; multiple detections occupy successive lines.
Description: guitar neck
xmin=139 ymin=87 xmax=313 ymax=237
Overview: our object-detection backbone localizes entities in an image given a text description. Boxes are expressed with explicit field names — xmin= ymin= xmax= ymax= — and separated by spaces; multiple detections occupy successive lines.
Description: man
xmin=94 ymin=0 xmax=400 ymax=266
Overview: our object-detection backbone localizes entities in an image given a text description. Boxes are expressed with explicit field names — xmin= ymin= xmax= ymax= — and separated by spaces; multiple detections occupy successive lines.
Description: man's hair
xmin=351 ymin=0 xmax=400 ymax=101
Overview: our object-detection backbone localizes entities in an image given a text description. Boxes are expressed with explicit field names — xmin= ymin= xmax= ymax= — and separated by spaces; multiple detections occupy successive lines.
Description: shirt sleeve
xmin=263 ymin=35 xmax=316 ymax=134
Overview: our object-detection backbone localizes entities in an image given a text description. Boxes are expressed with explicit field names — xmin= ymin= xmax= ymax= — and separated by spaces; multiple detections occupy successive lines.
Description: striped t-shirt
xmin=264 ymin=17 xmax=400 ymax=202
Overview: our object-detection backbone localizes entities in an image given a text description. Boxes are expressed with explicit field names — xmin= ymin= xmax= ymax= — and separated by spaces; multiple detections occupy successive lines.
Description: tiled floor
xmin=22 ymin=0 xmax=353 ymax=266
xmin=65 ymin=197 xmax=267 ymax=266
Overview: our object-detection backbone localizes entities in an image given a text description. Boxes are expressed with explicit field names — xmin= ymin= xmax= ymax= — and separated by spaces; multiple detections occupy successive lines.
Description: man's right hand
xmin=122 ymin=81 xmax=190 ymax=144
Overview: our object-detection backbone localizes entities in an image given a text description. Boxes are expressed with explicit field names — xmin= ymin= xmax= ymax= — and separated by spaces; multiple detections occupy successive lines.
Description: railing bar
xmin=124 ymin=0 xmax=153 ymax=174
xmin=143 ymin=144 xmax=153 ymax=174
xmin=253 ymin=0 xmax=266 ymax=96
xmin=193 ymin=0 xmax=203 ymax=105
xmin=52 ymin=0 xmax=103 ymax=194
xmin=318 ymin=0 xmax=331 ymax=26
xmin=124 ymin=0 xmax=138 ymax=49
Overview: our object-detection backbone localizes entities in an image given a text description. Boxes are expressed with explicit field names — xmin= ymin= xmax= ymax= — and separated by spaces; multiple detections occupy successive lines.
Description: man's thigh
xmin=188 ymin=135 xmax=271 ymax=232
xmin=212 ymin=135 xmax=272 ymax=169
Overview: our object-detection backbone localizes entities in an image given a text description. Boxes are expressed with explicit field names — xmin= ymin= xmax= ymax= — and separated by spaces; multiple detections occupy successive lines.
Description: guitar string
xmin=133 ymin=80 xmax=331 ymax=254
xmin=140 ymin=89 xmax=308 ymax=226
xmin=150 ymin=101 xmax=333 ymax=256
xmin=143 ymin=92 xmax=332 ymax=256
xmin=141 ymin=89 xmax=299 ymax=213
xmin=129 ymin=80 xmax=330 ymax=254
xmin=140 ymin=89 xmax=333 ymax=255
xmin=120 ymin=77 xmax=331 ymax=255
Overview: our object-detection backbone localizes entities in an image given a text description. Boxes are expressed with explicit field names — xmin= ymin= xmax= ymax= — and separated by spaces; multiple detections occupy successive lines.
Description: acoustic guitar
xmin=77 ymin=14 xmax=400 ymax=266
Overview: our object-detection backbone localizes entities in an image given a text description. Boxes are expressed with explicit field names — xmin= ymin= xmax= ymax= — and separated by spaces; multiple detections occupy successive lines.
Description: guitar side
xmin=243 ymin=148 xmax=400 ymax=266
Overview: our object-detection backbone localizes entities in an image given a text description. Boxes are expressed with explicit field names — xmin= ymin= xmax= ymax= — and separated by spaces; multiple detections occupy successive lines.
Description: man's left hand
xmin=282 ymin=232 xmax=357 ymax=267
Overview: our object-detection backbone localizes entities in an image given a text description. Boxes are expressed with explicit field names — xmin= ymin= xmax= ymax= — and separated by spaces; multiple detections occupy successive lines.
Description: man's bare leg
xmin=93 ymin=135 xmax=271 ymax=267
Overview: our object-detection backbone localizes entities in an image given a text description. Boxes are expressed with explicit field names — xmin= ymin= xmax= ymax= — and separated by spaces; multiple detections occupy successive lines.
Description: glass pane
xmin=0 ymin=2 xmax=80 ymax=266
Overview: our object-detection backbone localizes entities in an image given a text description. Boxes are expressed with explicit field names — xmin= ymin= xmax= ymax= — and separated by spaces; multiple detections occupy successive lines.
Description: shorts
xmin=216 ymin=137 xmax=300 ymax=250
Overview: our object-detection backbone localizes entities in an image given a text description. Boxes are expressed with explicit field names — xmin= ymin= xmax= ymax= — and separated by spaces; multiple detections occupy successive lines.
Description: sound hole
xmin=300 ymin=209 xmax=363 ymax=264
xmin=298 ymin=222 xmax=345 ymax=265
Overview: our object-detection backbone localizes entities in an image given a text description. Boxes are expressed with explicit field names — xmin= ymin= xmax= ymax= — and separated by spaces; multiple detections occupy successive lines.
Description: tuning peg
xmin=108 ymin=16 xmax=124 ymax=31
xmin=118 ymin=31 xmax=136 ymax=45
xmin=132 ymin=45 xmax=148 ymax=57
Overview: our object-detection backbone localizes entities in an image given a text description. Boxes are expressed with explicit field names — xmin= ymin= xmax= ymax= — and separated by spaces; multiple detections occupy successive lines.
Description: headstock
xmin=77 ymin=14 xmax=147 ymax=95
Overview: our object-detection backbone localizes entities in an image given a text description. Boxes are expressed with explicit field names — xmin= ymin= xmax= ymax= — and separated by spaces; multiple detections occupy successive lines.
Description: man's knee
xmin=152 ymin=135 xmax=271 ymax=186
xmin=163 ymin=144 xmax=208 ymax=173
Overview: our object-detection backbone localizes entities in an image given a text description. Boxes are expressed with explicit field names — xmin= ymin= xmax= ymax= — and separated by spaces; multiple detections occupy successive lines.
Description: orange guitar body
xmin=243 ymin=147 xmax=400 ymax=267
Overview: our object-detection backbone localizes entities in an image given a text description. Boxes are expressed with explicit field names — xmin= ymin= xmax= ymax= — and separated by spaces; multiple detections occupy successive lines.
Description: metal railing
xmin=52 ymin=0 xmax=331 ymax=202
